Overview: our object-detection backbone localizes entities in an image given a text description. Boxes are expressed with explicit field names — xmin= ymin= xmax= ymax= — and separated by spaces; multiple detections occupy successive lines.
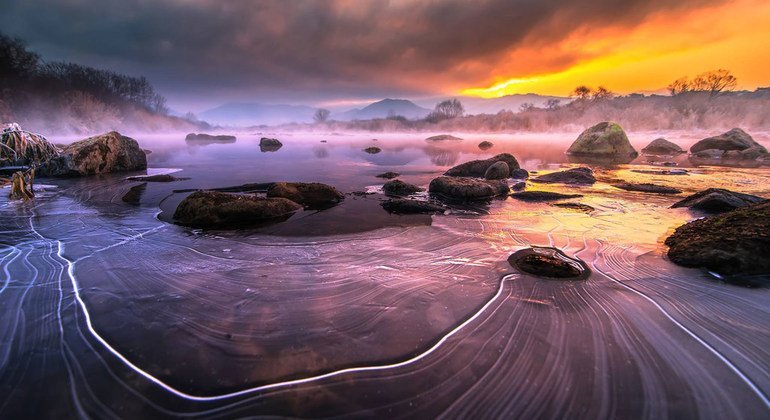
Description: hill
xmin=333 ymin=99 xmax=430 ymax=121
xmin=199 ymin=102 xmax=317 ymax=126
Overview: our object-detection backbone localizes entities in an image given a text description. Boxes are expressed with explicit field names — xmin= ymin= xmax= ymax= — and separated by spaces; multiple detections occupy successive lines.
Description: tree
xmin=0 ymin=33 xmax=40 ymax=81
xmin=545 ymin=99 xmax=561 ymax=110
xmin=571 ymin=85 xmax=592 ymax=100
xmin=692 ymin=69 xmax=737 ymax=96
xmin=592 ymin=86 xmax=614 ymax=100
xmin=519 ymin=102 xmax=536 ymax=112
xmin=426 ymin=99 xmax=464 ymax=122
xmin=667 ymin=77 xmax=690 ymax=96
xmin=314 ymin=108 xmax=330 ymax=123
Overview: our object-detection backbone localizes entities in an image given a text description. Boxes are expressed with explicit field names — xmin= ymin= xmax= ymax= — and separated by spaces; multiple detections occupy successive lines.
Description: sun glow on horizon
xmin=461 ymin=0 xmax=770 ymax=98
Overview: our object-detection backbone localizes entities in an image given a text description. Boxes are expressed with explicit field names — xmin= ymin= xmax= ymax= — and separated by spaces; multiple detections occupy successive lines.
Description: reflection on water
xmin=1 ymin=130 xmax=770 ymax=417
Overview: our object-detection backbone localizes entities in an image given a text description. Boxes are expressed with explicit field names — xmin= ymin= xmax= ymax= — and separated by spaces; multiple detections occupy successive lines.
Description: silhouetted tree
xmin=571 ymin=85 xmax=592 ymax=100
xmin=592 ymin=86 xmax=614 ymax=100
xmin=545 ymin=99 xmax=561 ymax=110
xmin=668 ymin=69 xmax=737 ymax=96
xmin=314 ymin=108 xmax=330 ymax=123
xmin=426 ymin=99 xmax=464 ymax=122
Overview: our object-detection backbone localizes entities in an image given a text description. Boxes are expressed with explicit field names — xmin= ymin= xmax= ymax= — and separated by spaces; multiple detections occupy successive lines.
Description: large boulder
xmin=508 ymin=247 xmax=590 ymax=279
xmin=429 ymin=176 xmax=509 ymax=200
xmin=665 ymin=201 xmax=770 ymax=276
xmin=689 ymin=129 xmax=769 ymax=167
xmin=642 ymin=138 xmax=685 ymax=155
xmin=531 ymin=167 xmax=596 ymax=185
xmin=671 ymin=188 xmax=766 ymax=214
xmin=173 ymin=191 xmax=302 ymax=228
xmin=445 ymin=153 xmax=520 ymax=177
xmin=382 ymin=179 xmax=423 ymax=196
xmin=38 ymin=131 xmax=147 ymax=177
xmin=566 ymin=122 xmax=638 ymax=163
xmin=266 ymin=182 xmax=344 ymax=209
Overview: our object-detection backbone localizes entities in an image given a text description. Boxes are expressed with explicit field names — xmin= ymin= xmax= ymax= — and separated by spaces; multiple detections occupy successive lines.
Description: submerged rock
xmin=508 ymin=247 xmax=590 ymax=279
xmin=641 ymin=138 xmax=685 ymax=155
xmin=665 ymin=201 xmax=770 ymax=276
xmin=426 ymin=134 xmax=463 ymax=141
xmin=259 ymin=137 xmax=283 ymax=152
xmin=531 ymin=167 xmax=596 ymax=185
xmin=689 ymin=128 xmax=769 ymax=167
xmin=376 ymin=171 xmax=400 ymax=179
xmin=266 ymin=182 xmax=344 ymax=209
xmin=381 ymin=198 xmax=446 ymax=214
xmin=121 ymin=183 xmax=146 ymax=205
xmin=382 ymin=179 xmax=423 ymax=196
xmin=478 ymin=140 xmax=494 ymax=150
xmin=552 ymin=202 xmax=595 ymax=212
xmin=363 ymin=146 xmax=382 ymax=154
xmin=173 ymin=191 xmax=302 ymax=228
xmin=126 ymin=174 xmax=187 ymax=182
xmin=613 ymin=183 xmax=682 ymax=195
xmin=510 ymin=191 xmax=583 ymax=202
xmin=671 ymin=188 xmax=766 ymax=214
xmin=38 ymin=131 xmax=147 ymax=177
xmin=185 ymin=133 xmax=236 ymax=141
xmin=484 ymin=161 xmax=510 ymax=180
xmin=566 ymin=122 xmax=638 ymax=164
xmin=445 ymin=153 xmax=520 ymax=178
xmin=511 ymin=168 xmax=530 ymax=179
xmin=429 ymin=176 xmax=509 ymax=200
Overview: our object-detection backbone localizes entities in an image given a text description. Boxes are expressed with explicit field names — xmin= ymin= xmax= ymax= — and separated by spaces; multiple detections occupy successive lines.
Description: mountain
xmin=333 ymin=98 xmax=431 ymax=121
xmin=199 ymin=102 xmax=317 ymax=126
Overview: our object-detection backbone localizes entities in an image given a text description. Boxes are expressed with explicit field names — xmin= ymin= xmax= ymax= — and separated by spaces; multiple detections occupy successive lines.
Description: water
xmin=1 ymin=131 xmax=769 ymax=418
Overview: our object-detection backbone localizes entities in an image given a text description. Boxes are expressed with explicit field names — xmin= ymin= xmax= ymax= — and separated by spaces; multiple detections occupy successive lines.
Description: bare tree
xmin=571 ymin=85 xmax=592 ymax=100
xmin=426 ymin=99 xmax=464 ymax=122
xmin=314 ymin=108 xmax=330 ymax=123
xmin=592 ymin=86 xmax=614 ymax=100
xmin=545 ymin=99 xmax=561 ymax=110
xmin=692 ymin=69 xmax=737 ymax=96
xmin=667 ymin=77 xmax=690 ymax=96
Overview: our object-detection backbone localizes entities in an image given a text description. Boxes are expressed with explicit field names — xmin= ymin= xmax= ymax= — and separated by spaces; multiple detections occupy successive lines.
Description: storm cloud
xmin=1 ymin=0 xmax=721 ymax=108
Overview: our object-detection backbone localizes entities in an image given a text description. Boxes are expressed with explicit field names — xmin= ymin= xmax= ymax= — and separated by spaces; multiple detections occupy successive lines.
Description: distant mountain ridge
xmin=333 ymin=98 xmax=431 ymax=121
xmin=199 ymin=102 xmax=317 ymax=126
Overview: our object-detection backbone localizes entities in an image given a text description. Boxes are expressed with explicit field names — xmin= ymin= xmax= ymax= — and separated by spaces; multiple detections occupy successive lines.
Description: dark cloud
xmin=1 ymin=0 xmax=720 ymax=108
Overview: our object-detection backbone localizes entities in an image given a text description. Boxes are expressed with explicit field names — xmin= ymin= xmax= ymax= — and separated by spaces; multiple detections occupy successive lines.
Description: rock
xmin=363 ymin=147 xmax=382 ymax=154
xmin=266 ymin=182 xmax=344 ymax=209
xmin=613 ymin=183 xmax=682 ymax=194
xmin=531 ymin=167 xmax=596 ymax=185
xmin=429 ymin=176 xmax=509 ymax=200
xmin=630 ymin=169 xmax=688 ymax=175
xmin=511 ymin=168 xmax=530 ymax=179
xmin=508 ymin=247 xmax=590 ymax=279
xmin=381 ymin=198 xmax=446 ymax=214
xmin=510 ymin=191 xmax=583 ymax=202
xmin=671 ymin=188 xmax=766 ymax=214
xmin=185 ymin=133 xmax=237 ymax=141
xmin=689 ymin=129 xmax=769 ymax=167
xmin=478 ymin=140 xmax=494 ymax=150
xmin=38 ymin=131 xmax=147 ymax=177
xmin=566 ymin=122 xmax=638 ymax=163
xmin=259 ymin=137 xmax=283 ymax=152
xmin=552 ymin=202 xmax=595 ymax=213
xmin=665 ymin=201 xmax=770 ymax=276
xmin=641 ymin=138 xmax=685 ymax=155
xmin=126 ymin=174 xmax=187 ymax=182
xmin=484 ymin=161 xmax=510 ymax=180
xmin=426 ymin=134 xmax=463 ymax=141
xmin=445 ymin=153 xmax=520 ymax=177
xmin=376 ymin=171 xmax=400 ymax=179
xmin=173 ymin=191 xmax=302 ymax=229
xmin=511 ymin=181 xmax=526 ymax=191
xmin=121 ymin=183 xmax=146 ymax=205
xmin=690 ymin=128 xmax=764 ymax=153
xmin=382 ymin=179 xmax=423 ymax=196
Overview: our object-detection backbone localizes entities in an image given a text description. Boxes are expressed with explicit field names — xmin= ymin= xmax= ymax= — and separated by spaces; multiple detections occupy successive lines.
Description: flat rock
xmin=381 ymin=198 xmax=446 ymax=214
xmin=185 ymin=133 xmax=236 ymax=141
xmin=426 ymin=134 xmax=463 ymax=141
xmin=376 ymin=171 xmax=400 ymax=179
xmin=266 ymin=182 xmax=344 ymax=209
xmin=665 ymin=201 xmax=770 ymax=276
xmin=508 ymin=247 xmax=590 ymax=279
xmin=445 ymin=153 xmax=520 ymax=177
xmin=641 ymin=138 xmax=685 ymax=155
xmin=126 ymin=174 xmax=187 ymax=182
xmin=429 ymin=176 xmax=509 ymax=201
xmin=531 ymin=167 xmax=596 ymax=185
xmin=363 ymin=146 xmax=382 ymax=154
xmin=510 ymin=191 xmax=583 ymax=202
xmin=382 ymin=179 xmax=423 ymax=196
xmin=173 ymin=191 xmax=302 ymax=228
xmin=671 ymin=188 xmax=766 ymax=214
xmin=566 ymin=122 xmax=638 ymax=164
xmin=613 ymin=183 xmax=681 ymax=194
xmin=38 ymin=131 xmax=147 ymax=177
xmin=552 ymin=202 xmax=595 ymax=212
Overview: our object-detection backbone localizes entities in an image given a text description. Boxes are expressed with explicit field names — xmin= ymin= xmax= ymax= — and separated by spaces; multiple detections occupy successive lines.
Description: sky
xmin=3 ymin=0 xmax=769 ymax=112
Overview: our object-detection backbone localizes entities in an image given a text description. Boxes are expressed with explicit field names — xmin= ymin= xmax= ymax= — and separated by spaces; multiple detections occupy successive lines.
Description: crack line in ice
xmin=28 ymin=209 xmax=517 ymax=402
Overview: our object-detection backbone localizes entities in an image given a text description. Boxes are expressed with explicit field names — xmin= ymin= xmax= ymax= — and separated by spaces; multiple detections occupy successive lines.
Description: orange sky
xmin=462 ymin=0 xmax=770 ymax=97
